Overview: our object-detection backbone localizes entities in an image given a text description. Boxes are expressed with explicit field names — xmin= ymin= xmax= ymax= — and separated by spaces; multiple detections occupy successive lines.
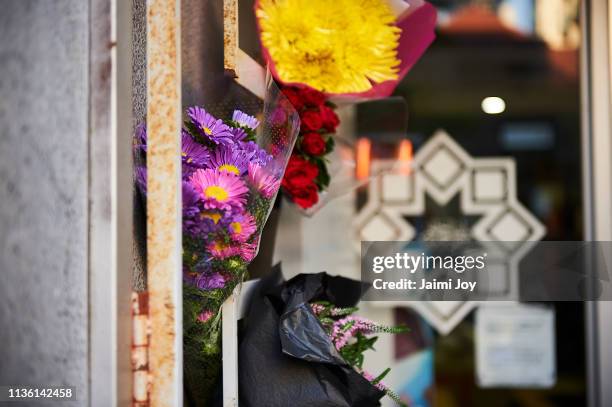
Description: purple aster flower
xmin=207 ymin=146 xmax=250 ymax=176
xmin=229 ymin=127 xmax=247 ymax=143
xmin=134 ymin=123 xmax=147 ymax=152
xmin=182 ymin=164 xmax=196 ymax=181
xmin=135 ymin=166 xmax=147 ymax=194
xmin=182 ymin=181 xmax=200 ymax=213
xmin=182 ymin=129 xmax=210 ymax=167
xmin=232 ymin=109 xmax=260 ymax=130
xmin=189 ymin=168 xmax=248 ymax=210
xmin=187 ymin=106 xmax=234 ymax=145
xmin=240 ymin=141 xmax=273 ymax=166
xmin=182 ymin=181 xmax=228 ymax=237
xmin=181 ymin=181 xmax=200 ymax=236
xmin=247 ymin=162 xmax=280 ymax=199
xmin=196 ymin=272 xmax=227 ymax=290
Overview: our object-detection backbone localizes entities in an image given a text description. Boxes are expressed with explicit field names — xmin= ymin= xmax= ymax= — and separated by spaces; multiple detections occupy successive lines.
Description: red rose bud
xmin=320 ymin=105 xmax=340 ymax=132
xmin=282 ymin=87 xmax=304 ymax=110
xmin=298 ymin=86 xmax=326 ymax=107
xmin=300 ymin=110 xmax=324 ymax=132
xmin=301 ymin=132 xmax=326 ymax=156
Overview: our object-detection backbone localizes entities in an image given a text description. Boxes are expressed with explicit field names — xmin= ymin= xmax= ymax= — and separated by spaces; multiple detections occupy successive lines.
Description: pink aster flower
xmin=187 ymin=106 xmax=234 ymax=145
xmin=228 ymin=212 xmax=257 ymax=242
xmin=247 ymin=162 xmax=280 ymax=199
xmin=197 ymin=310 xmax=214 ymax=323
xmin=189 ymin=168 xmax=248 ymax=210
xmin=207 ymin=240 xmax=241 ymax=259
xmin=239 ymin=242 xmax=258 ymax=261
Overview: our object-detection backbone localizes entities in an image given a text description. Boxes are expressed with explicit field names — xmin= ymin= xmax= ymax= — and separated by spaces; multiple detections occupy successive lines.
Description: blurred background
xmin=270 ymin=0 xmax=587 ymax=405
xmin=1 ymin=0 xmax=611 ymax=406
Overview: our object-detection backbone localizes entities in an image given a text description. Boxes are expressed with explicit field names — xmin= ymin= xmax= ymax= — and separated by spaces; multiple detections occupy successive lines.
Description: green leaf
xmin=314 ymin=159 xmax=331 ymax=190
xmin=325 ymin=135 xmax=335 ymax=154
xmin=373 ymin=368 xmax=391 ymax=385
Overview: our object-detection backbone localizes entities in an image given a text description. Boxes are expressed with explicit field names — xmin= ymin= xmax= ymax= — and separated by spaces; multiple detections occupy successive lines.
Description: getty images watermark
xmin=360 ymin=241 xmax=612 ymax=301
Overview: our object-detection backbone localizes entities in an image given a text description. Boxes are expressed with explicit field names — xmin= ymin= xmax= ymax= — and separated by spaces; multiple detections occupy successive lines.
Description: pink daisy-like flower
xmin=187 ymin=106 xmax=234 ymax=145
xmin=247 ymin=162 xmax=280 ymax=199
xmin=239 ymin=242 xmax=258 ymax=261
xmin=207 ymin=146 xmax=251 ymax=176
xmin=189 ymin=168 xmax=248 ymax=210
xmin=228 ymin=212 xmax=257 ymax=242
xmin=197 ymin=310 xmax=214 ymax=323
xmin=207 ymin=240 xmax=241 ymax=259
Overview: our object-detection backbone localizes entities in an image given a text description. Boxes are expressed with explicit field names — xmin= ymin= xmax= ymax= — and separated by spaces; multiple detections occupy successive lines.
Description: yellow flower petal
xmin=257 ymin=0 xmax=401 ymax=93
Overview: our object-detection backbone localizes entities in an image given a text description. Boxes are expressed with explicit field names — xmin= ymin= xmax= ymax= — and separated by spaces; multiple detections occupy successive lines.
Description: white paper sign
xmin=476 ymin=304 xmax=556 ymax=388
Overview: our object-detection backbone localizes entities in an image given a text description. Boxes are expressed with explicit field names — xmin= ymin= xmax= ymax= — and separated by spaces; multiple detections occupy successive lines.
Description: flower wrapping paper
xmin=236 ymin=266 xmax=386 ymax=407
xmin=134 ymin=74 xmax=300 ymax=406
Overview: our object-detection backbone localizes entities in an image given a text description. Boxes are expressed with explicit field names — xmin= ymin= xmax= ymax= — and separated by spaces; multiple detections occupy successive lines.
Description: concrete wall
xmin=0 ymin=0 xmax=89 ymax=400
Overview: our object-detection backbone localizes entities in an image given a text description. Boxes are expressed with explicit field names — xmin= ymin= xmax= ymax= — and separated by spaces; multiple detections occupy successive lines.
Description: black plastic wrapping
xmin=237 ymin=265 xmax=385 ymax=407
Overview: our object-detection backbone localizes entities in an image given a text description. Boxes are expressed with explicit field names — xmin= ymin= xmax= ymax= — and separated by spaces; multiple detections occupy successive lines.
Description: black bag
xmin=238 ymin=265 xmax=385 ymax=407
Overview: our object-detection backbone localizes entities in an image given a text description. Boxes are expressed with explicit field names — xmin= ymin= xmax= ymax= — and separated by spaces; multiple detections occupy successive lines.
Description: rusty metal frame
xmin=146 ymin=0 xmax=183 ymax=406
xmin=223 ymin=0 xmax=238 ymax=74
xmin=223 ymin=0 xmax=266 ymax=99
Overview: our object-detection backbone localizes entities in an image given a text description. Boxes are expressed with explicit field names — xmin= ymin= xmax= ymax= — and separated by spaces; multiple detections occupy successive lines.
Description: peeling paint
xmin=146 ymin=0 xmax=182 ymax=406
xmin=223 ymin=0 xmax=238 ymax=74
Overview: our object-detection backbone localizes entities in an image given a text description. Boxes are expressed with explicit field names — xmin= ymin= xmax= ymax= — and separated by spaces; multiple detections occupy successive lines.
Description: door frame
xmin=582 ymin=1 xmax=612 ymax=406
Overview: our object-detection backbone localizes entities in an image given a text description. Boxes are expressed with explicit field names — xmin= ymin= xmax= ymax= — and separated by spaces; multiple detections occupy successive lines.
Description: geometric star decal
xmin=354 ymin=130 xmax=546 ymax=335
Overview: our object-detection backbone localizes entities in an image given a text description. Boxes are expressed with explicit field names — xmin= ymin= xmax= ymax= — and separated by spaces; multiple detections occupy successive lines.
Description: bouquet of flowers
xmin=281 ymin=85 xmax=339 ymax=210
xmin=256 ymin=0 xmax=437 ymax=99
xmin=134 ymin=78 xmax=300 ymax=405
xmin=239 ymin=269 xmax=408 ymax=407
xmin=311 ymin=301 xmax=409 ymax=407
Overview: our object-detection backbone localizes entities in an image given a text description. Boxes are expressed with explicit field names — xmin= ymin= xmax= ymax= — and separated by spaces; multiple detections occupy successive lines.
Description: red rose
xmin=282 ymin=155 xmax=318 ymax=187
xmin=282 ymin=87 xmax=304 ymax=110
xmin=289 ymin=182 xmax=319 ymax=209
xmin=320 ymin=105 xmax=340 ymax=132
xmin=282 ymin=155 xmax=320 ymax=209
xmin=301 ymin=132 xmax=326 ymax=156
xmin=298 ymin=86 xmax=326 ymax=107
xmin=300 ymin=110 xmax=324 ymax=132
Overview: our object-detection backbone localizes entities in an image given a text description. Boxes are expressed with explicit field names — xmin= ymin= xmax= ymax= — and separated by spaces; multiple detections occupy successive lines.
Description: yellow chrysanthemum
xmin=257 ymin=0 xmax=401 ymax=94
